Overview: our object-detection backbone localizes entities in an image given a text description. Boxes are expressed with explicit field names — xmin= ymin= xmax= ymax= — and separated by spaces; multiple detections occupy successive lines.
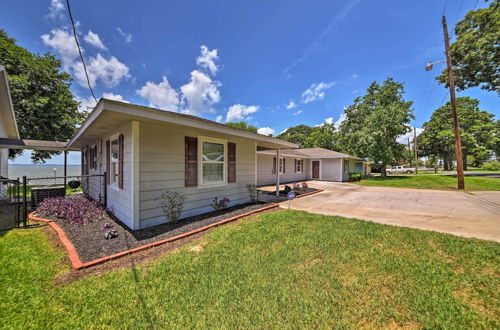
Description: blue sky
xmin=2 ymin=0 xmax=498 ymax=164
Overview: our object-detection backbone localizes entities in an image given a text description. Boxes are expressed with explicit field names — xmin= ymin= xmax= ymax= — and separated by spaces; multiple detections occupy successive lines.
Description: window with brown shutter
xmin=283 ymin=158 xmax=286 ymax=174
xmin=105 ymin=140 xmax=110 ymax=184
xmin=228 ymin=142 xmax=236 ymax=183
xmin=118 ymin=134 xmax=124 ymax=189
xmin=185 ymin=136 xmax=198 ymax=187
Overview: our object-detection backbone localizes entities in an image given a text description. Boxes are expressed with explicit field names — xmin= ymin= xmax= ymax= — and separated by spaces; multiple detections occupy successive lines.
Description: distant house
xmin=257 ymin=147 xmax=370 ymax=186
xmin=0 ymin=66 xmax=20 ymax=195
xmin=67 ymin=99 xmax=297 ymax=230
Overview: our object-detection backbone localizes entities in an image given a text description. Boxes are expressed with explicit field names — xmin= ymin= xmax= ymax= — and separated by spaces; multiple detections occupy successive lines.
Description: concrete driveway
xmin=283 ymin=181 xmax=500 ymax=242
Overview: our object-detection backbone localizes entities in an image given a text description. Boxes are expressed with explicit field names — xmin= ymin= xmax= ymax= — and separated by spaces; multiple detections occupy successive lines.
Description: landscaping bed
xmin=35 ymin=201 xmax=273 ymax=263
xmin=263 ymin=187 xmax=319 ymax=197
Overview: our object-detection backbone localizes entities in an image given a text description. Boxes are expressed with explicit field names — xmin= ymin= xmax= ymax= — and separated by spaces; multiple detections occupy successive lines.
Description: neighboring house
xmin=257 ymin=148 xmax=370 ymax=186
xmin=0 ymin=66 xmax=20 ymax=197
xmin=67 ymin=99 xmax=297 ymax=230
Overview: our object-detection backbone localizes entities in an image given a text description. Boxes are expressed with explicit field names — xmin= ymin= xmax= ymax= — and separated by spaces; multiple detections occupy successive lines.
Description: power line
xmin=66 ymin=0 xmax=98 ymax=104
xmin=473 ymin=0 xmax=480 ymax=10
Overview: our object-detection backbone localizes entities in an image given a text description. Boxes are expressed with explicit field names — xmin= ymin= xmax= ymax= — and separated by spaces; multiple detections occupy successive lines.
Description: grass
xmin=354 ymin=174 xmax=500 ymax=191
xmin=1 ymin=210 xmax=499 ymax=328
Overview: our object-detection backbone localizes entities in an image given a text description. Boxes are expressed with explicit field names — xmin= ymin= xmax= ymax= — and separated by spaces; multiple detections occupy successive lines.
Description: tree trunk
xmin=381 ymin=163 xmax=387 ymax=177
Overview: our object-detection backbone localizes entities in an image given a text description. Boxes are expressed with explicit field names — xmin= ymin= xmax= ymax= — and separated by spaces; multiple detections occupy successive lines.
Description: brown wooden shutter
xmin=283 ymin=158 xmax=286 ymax=174
xmin=118 ymin=134 xmax=124 ymax=189
xmin=84 ymin=146 xmax=89 ymax=175
xmin=294 ymin=159 xmax=297 ymax=173
xmin=105 ymin=140 xmax=110 ymax=184
xmin=301 ymin=159 xmax=304 ymax=172
xmin=228 ymin=142 xmax=236 ymax=183
xmin=185 ymin=136 xmax=198 ymax=187
xmin=272 ymin=157 xmax=276 ymax=174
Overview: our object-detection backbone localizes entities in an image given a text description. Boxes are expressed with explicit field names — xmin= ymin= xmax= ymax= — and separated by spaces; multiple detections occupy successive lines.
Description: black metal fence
xmin=0 ymin=174 xmax=106 ymax=230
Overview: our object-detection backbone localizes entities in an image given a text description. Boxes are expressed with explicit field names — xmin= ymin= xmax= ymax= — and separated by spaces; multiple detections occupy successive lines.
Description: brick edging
xmin=296 ymin=189 xmax=323 ymax=198
xmin=29 ymin=203 xmax=279 ymax=270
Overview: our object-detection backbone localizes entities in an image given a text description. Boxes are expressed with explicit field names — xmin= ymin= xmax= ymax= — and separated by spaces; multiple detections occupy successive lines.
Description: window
xmin=279 ymin=157 xmax=284 ymax=174
xmin=110 ymin=135 xmax=119 ymax=184
xmin=296 ymin=158 xmax=302 ymax=173
xmin=199 ymin=137 xmax=226 ymax=186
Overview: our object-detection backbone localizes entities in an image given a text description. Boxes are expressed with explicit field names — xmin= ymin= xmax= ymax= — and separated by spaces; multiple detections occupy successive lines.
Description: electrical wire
xmin=66 ymin=0 xmax=98 ymax=104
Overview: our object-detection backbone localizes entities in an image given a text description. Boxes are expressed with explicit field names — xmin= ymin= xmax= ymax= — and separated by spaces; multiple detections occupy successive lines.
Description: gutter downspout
xmin=276 ymin=148 xmax=280 ymax=197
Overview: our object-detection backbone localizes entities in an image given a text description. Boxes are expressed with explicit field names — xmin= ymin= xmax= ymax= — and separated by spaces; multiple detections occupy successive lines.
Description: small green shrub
xmin=155 ymin=191 xmax=185 ymax=223
xmin=348 ymin=173 xmax=363 ymax=182
xmin=483 ymin=161 xmax=500 ymax=171
xmin=247 ymin=184 xmax=259 ymax=204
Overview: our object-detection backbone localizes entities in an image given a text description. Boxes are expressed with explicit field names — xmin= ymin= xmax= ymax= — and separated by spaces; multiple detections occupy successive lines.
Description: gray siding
xmin=257 ymin=153 xmax=308 ymax=186
xmin=138 ymin=122 xmax=256 ymax=228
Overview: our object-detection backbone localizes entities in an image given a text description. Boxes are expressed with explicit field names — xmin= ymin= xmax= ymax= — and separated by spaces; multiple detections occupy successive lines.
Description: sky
xmin=2 ymin=0 xmax=498 ymax=164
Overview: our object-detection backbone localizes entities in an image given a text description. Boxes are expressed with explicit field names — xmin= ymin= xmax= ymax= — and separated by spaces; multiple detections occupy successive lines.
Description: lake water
xmin=8 ymin=164 xmax=81 ymax=179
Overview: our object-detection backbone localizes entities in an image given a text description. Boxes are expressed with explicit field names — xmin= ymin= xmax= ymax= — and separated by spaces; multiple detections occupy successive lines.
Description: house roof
xmin=258 ymin=147 xmax=363 ymax=160
xmin=0 ymin=138 xmax=77 ymax=151
xmin=0 ymin=66 xmax=20 ymax=139
xmin=68 ymin=99 xmax=298 ymax=150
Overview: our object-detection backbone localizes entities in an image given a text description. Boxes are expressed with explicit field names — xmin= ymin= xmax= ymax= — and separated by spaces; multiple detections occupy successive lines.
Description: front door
xmin=312 ymin=161 xmax=320 ymax=179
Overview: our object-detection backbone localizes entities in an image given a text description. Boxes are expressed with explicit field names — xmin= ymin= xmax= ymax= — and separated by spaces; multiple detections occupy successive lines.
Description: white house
xmin=0 ymin=66 xmax=20 ymax=196
xmin=257 ymin=147 xmax=370 ymax=186
xmin=67 ymin=99 xmax=297 ymax=230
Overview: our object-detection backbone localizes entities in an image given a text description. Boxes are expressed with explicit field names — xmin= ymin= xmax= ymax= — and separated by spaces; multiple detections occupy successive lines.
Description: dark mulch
xmin=41 ymin=202 xmax=272 ymax=263
xmin=264 ymin=187 xmax=318 ymax=197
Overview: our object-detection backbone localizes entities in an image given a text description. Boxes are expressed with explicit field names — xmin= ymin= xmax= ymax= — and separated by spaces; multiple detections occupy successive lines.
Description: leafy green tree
xmin=436 ymin=0 xmax=500 ymax=93
xmin=225 ymin=121 xmax=258 ymax=133
xmin=0 ymin=29 xmax=84 ymax=163
xmin=418 ymin=97 xmax=497 ymax=169
xmin=338 ymin=78 xmax=414 ymax=176
xmin=302 ymin=123 xmax=338 ymax=150
xmin=277 ymin=124 xmax=313 ymax=145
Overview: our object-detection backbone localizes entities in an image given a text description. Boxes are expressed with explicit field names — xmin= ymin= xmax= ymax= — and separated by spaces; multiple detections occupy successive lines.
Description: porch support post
xmin=63 ymin=150 xmax=68 ymax=190
xmin=276 ymin=148 xmax=280 ymax=197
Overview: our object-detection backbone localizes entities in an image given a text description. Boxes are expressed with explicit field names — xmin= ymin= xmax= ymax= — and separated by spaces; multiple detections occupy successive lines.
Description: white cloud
xmin=302 ymin=82 xmax=335 ymax=103
xmin=334 ymin=113 xmax=346 ymax=129
xmin=215 ymin=115 xmax=223 ymax=123
xmin=42 ymin=28 xmax=130 ymax=88
xmin=324 ymin=117 xmax=334 ymax=125
xmin=226 ymin=104 xmax=259 ymax=122
xmin=351 ymin=73 xmax=359 ymax=79
xmin=196 ymin=45 xmax=219 ymax=76
xmin=116 ymin=27 xmax=132 ymax=43
xmin=75 ymin=95 xmax=97 ymax=113
xmin=397 ymin=127 xmax=423 ymax=144
xmin=286 ymin=100 xmax=298 ymax=109
xmin=257 ymin=127 xmax=275 ymax=136
xmin=47 ymin=0 xmax=64 ymax=21
xmin=102 ymin=92 xmax=129 ymax=103
xmin=293 ymin=110 xmax=302 ymax=116
xmin=83 ymin=30 xmax=107 ymax=50
xmin=41 ymin=28 xmax=79 ymax=65
xmin=180 ymin=70 xmax=221 ymax=114
xmin=136 ymin=76 xmax=180 ymax=110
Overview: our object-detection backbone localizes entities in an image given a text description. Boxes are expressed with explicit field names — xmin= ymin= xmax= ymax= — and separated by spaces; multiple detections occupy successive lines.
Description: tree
xmin=436 ymin=0 xmax=500 ymax=93
xmin=225 ymin=121 xmax=258 ymax=133
xmin=338 ymin=78 xmax=414 ymax=176
xmin=277 ymin=124 xmax=313 ymax=145
xmin=302 ymin=123 xmax=338 ymax=150
xmin=418 ymin=97 xmax=497 ymax=169
xmin=0 ymin=29 xmax=84 ymax=163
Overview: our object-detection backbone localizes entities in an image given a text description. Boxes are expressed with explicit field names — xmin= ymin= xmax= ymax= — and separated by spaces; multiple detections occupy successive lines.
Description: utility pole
xmin=414 ymin=127 xmax=418 ymax=174
xmin=442 ymin=15 xmax=465 ymax=189
xmin=407 ymin=138 xmax=412 ymax=167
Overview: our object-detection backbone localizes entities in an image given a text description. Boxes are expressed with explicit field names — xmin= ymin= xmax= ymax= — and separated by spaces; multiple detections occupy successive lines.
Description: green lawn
xmin=1 ymin=210 xmax=499 ymax=328
xmin=355 ymin=174 xmax=500 ymax=191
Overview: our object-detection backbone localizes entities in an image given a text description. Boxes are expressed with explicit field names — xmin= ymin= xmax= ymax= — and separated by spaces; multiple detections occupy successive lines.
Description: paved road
xmin=283 ymin=181 xmax=500 ymax=242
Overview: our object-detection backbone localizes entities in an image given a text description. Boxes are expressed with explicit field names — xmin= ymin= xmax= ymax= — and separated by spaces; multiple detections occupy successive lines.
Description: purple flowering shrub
xmin=211 ymin=197 xmax=230 ymax=211
xmin=37 ymin=195 xmax=107 ymax=226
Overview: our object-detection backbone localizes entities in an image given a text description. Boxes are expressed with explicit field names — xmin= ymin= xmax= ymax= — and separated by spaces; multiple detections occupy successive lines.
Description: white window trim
xmin=198 ymin=135 xmax=228 ymax=188
xmin=296 ymin=158 xmax=303 ymax=173
xmin=279 ymin=157 xmax=284 ymax=174
xmin=109 ymin=133 xmax=120 ymax=188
